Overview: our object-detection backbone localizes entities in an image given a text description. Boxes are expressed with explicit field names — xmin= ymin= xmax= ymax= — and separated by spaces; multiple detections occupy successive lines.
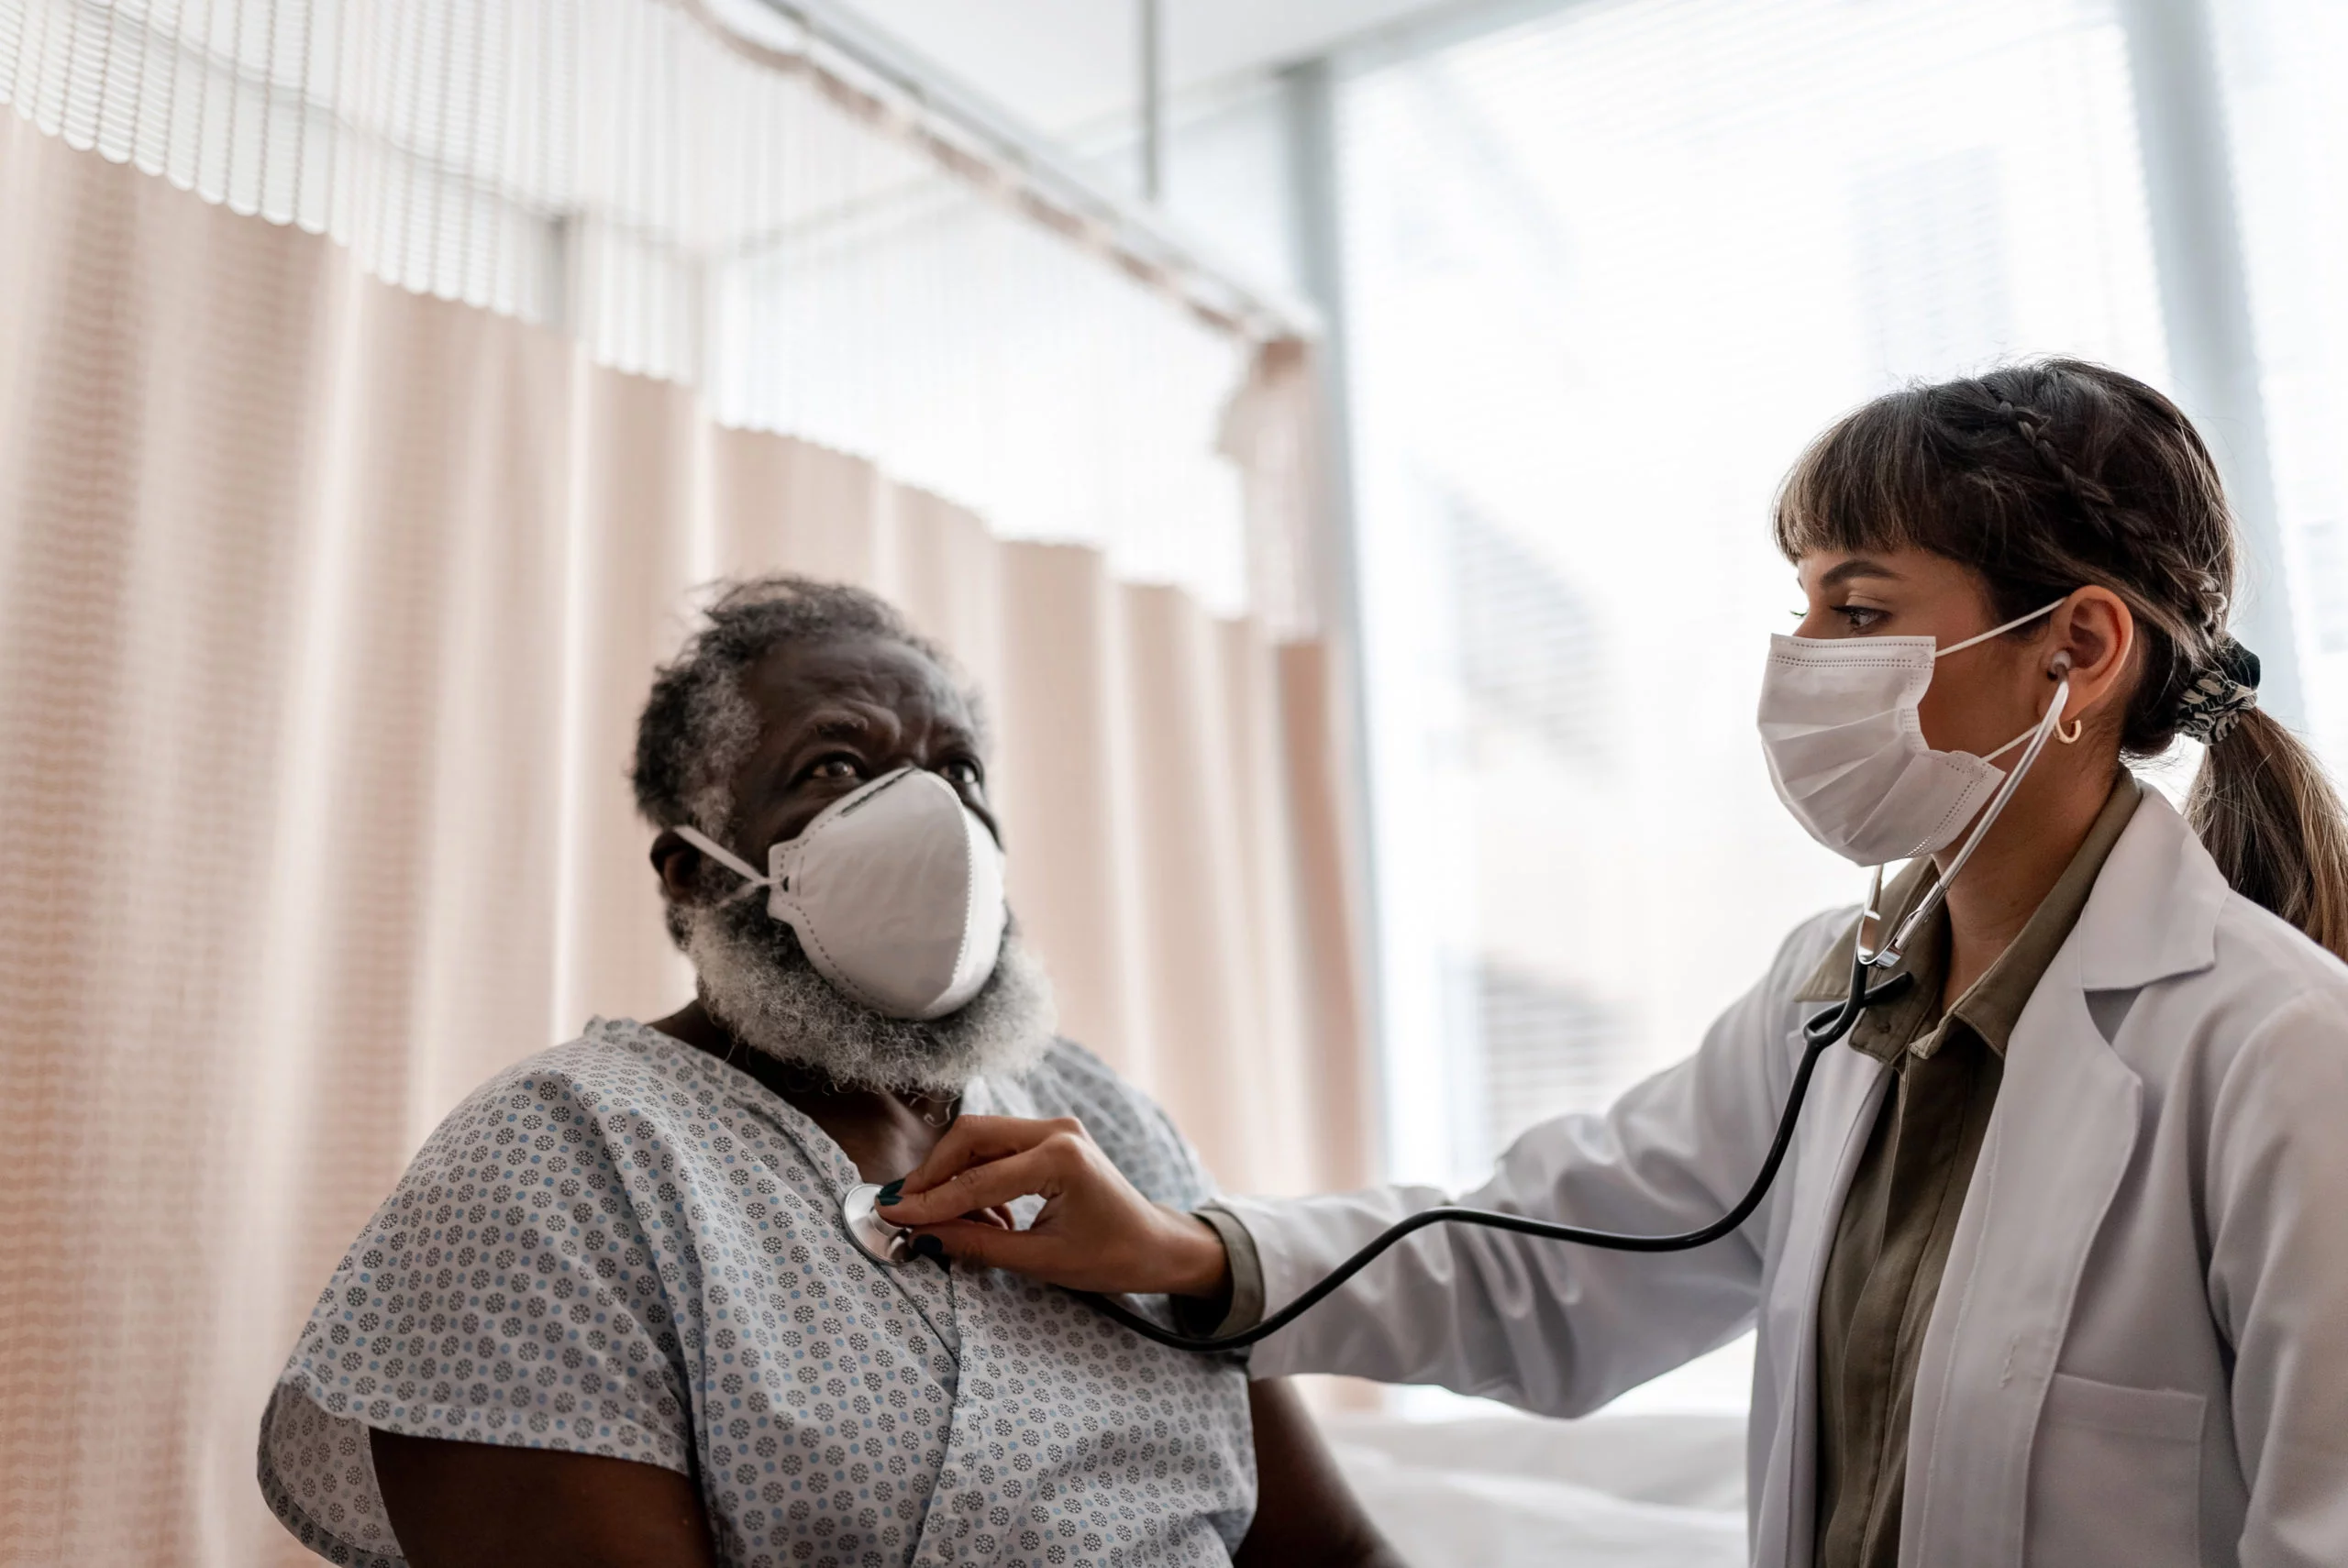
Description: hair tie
xmin=2177 ymin=637 xmax=2261 ymax=744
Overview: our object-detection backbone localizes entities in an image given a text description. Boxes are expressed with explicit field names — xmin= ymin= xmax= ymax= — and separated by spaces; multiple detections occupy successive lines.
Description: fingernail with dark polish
xmin=876 ymin=1179 xmax=904 ymax=1206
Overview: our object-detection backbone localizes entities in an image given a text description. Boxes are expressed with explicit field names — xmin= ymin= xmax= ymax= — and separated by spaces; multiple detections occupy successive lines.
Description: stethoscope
xmin=840 ymin=675 xmax=2077 ymax=1353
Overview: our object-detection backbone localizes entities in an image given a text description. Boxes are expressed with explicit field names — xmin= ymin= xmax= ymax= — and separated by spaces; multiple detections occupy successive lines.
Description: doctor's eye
xmin=1833 ymin=604 xmax=1887 ymax=632
xmin=937 ymin=758 xmax=983 ymax=789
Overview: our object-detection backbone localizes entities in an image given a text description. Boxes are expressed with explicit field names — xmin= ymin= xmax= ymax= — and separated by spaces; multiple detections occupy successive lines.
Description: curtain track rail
xmin=697 ymin=0 xmax=1320 ymax=347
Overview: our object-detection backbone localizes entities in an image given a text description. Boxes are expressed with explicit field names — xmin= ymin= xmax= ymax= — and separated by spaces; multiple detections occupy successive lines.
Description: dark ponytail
xmin=2187 ymin=710 xmax=2348 ymax=956
xmin=1773 ymin=358 xmax=2348 ymax=961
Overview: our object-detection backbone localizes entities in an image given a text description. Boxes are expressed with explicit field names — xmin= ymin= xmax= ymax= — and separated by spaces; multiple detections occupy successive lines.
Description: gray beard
xmin=681 ymin=889 xmax=1056 ymax=1096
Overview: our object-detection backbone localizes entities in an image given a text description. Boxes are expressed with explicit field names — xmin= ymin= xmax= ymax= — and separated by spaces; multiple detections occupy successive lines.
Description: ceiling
xmin=834 ymin=0 xmax=1473 ymax=133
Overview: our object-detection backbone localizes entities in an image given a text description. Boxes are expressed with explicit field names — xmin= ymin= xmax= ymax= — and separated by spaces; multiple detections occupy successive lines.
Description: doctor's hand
xmin=877 ymin=1115 xmax=1233 ymax=1299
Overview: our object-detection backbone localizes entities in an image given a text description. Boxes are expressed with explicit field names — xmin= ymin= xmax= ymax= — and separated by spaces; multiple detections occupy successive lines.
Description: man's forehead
xmin=741 ymin=635 xmax=971 ymax=732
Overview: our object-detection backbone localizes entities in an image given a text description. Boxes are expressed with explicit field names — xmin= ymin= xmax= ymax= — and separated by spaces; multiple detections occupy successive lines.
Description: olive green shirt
xmin=1796 ymin=771 xmax=2143 ymax=1568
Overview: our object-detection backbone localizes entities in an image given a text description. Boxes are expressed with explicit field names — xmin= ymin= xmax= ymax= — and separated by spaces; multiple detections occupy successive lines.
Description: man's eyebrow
xmin=780 ymin=711 xmax=872 ymax=751
xmin=753 ymin=712 xmax=871 ymax=795
xmin=1819 ymin=558 xmax=1903 ymax=588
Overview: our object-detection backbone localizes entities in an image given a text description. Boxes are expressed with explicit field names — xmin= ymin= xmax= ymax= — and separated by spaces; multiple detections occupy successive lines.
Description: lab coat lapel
xmin=1753 ymin=1027 xmax=1891 ymax=1568
xmin=1899 ymin=791 xmax=2220 ymax=1566
xmin=1899 ymin=962 xmax=2141 ymax=1566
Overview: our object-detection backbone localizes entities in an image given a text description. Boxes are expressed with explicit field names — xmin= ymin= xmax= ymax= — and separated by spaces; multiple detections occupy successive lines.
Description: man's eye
xmin=938 ymin=759 xmax=982 ymax=788
xmin=808 ymin=756 xmax=863 ymax=782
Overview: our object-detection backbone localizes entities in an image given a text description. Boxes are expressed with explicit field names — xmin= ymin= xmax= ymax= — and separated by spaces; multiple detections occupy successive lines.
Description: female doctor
xmin=878 ymin=360 xmax=2348 ymax=1568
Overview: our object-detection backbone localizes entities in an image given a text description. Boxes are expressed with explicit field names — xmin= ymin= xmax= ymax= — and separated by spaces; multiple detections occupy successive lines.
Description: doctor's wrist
xmin=1156 ymin=1206 xmax=1234 ymax=1301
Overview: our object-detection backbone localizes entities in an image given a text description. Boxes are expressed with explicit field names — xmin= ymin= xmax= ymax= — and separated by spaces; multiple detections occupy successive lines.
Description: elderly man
xmin=257 ymin=576 xmax=1396 ymax=1568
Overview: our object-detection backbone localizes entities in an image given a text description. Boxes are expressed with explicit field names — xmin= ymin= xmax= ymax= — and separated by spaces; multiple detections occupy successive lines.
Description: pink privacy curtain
xmin=0 ymin=114 xmax=1371 ymax=1564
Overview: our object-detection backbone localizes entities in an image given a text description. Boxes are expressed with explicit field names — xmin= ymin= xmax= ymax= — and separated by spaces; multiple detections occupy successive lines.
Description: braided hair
xmin=1984 ymin=395 xmax=2257 ymax=744
xmin=1996 ymin=397 xmax=2101 ymax=498
xmin=1774 ymin=359 xmax=2348 ymax=957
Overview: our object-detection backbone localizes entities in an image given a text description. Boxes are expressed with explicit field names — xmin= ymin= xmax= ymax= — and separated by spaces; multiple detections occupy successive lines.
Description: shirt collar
xmin=1791 ymin=856 xmax=1944 ymax=1060
xmin=1948 ymin=771 xmax=2143 ymax=1051
xmin=1793 ymin=770 xmax=2144 ymax=1061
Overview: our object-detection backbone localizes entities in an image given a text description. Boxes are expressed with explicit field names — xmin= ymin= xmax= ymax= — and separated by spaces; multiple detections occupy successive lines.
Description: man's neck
xmin=648 ymin=999 xmax=961 ymax=1184
xmin=1930 ymin=754 xmax=2121 ymax=1006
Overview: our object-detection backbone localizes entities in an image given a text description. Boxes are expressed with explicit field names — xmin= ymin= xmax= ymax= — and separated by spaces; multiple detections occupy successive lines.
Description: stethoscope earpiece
xmin=2048 ymin=654 xmax=2083 ymax=743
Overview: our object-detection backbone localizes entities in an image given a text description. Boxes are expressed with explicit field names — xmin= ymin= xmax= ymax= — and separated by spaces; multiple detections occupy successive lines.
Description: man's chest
xmin=668 ymin=1158 xmax=1251 ymax=1565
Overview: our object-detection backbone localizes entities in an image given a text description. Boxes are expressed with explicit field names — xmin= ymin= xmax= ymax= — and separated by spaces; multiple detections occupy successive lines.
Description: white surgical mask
xmin=1757 ymin=601 xmax=2065 ymax=866
xmin=676 ymin=767 xmax=1008 ymax=1021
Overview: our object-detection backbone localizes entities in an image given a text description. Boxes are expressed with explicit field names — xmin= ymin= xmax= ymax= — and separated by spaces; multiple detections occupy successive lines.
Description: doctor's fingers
xmin=903 ymin=1201 xmax=1226 ymax=1297
xmin=894 ymin=1142 xmax=1145 ymax=1231
xmin=902 ymin=1205 xmax=1177 ymax=1291
xmin=899 ymin=1215 xmax=1081 ymax=1278
xmin=882 ymin=1116 xmax=1102 ymax=1223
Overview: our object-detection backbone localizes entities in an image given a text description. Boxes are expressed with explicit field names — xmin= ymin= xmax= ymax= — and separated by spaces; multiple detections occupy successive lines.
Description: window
xmin=2213 ymin=0 xmax=2348 ymax=754
xmin=1342 ymin=0 xmax=2170 ymax=1193
xmin=1335 ymin=0 xmax=2348 ymax=1415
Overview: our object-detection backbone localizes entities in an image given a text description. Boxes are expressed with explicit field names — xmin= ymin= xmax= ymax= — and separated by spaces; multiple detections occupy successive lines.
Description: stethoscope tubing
xmin=1073 ymin=954 xmax=1913 ymax=1353
xmin=1071 ymin=667 xmax=2068 ymax=1352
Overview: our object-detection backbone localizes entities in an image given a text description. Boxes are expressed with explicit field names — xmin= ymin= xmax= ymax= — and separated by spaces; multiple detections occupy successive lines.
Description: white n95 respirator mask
xmin=1757 ymin=602 xmax=2063 ymax=867
xmin=674 ymin=767 xmax=1008 ymax=1021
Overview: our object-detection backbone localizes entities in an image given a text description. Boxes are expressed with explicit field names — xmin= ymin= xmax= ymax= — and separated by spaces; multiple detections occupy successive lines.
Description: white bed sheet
xmin=1320 ymin=1410 xmax=1748 ymax=1568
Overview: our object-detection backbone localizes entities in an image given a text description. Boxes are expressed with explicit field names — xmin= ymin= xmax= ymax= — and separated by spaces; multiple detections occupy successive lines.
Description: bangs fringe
xmin=1770 ymin=392 xmax=1936 ymax=562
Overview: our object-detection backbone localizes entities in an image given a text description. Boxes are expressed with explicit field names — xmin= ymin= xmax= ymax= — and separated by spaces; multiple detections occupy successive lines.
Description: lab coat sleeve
xmin=1215 ymin=911 xmax=1848 ymax=1417
xmin=2205 ymin=986 xmax=2348 ymax=1565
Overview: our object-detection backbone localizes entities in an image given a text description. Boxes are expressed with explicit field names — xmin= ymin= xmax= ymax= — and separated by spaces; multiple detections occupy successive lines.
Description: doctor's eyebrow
xmin=1818 ymin=558 xmax=1904 ymax=588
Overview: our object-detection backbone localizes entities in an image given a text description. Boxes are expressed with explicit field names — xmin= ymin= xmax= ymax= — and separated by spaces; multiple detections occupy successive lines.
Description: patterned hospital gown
xmin=259 ymin=1019 xmax=1254 ymax=1567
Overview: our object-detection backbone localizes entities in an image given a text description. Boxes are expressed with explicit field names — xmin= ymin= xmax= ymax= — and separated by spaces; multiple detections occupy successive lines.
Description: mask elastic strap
xmin=1977 ymin=724 xmax=2035 ymax=767
xmin=673 ymin=824 xmax=770 ymax=887
xmin=1868 ymin=676 xmax=2073 ymax=967
xmin=1933 ymin=598 xmax=2066 ymax=660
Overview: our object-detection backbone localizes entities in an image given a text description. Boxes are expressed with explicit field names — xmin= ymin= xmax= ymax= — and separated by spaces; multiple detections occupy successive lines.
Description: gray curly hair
xmin=630 ymin=575 xmax=975 ymax=839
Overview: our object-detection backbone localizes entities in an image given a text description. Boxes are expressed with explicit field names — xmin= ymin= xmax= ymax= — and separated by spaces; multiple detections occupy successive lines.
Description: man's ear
xmin=650 ymin=829 xmax=701 ymax=903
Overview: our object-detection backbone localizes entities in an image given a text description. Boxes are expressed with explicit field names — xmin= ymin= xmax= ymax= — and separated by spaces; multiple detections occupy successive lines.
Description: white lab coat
xmin=1219 ymin=789 xmax=2348 ymax=1567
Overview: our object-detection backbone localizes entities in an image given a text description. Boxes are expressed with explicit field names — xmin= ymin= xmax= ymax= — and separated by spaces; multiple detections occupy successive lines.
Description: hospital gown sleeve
xmin=1213 ymin=911 xmax=1847 ymax=1417
xmin=2205 ymin=988 xmax=2348 ymax=1565
xmin=260 ymin=1057 xmax=696 ymax=1566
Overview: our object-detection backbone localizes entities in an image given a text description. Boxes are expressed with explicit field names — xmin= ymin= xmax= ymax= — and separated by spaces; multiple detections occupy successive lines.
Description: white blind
xmin=0 ymin=0 xmax=1258 ymax=611
xmin=1338 ymin=0 xmax=2172 ymax=1190
xmin=2215 ymin=0 xmax=2348 ymax=759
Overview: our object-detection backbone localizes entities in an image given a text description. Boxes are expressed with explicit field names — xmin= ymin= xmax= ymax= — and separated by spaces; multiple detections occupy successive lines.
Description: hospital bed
xmin=1321 ymin=1409 xmax=1747 ymax=1568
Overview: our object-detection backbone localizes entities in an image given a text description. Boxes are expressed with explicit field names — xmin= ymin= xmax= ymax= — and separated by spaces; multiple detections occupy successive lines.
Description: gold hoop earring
xmin=2055 ymin=717 xmax=2084 ymax=745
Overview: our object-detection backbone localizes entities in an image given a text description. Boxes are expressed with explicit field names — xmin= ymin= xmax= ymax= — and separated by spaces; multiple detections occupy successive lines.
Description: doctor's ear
xmin=2049 ymin=588 xmax=2135 ymax=721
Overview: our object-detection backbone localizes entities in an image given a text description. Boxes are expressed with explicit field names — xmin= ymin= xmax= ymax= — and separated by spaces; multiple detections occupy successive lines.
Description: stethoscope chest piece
xmin=840 ymin=1183 xmax=916 ymax=1267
